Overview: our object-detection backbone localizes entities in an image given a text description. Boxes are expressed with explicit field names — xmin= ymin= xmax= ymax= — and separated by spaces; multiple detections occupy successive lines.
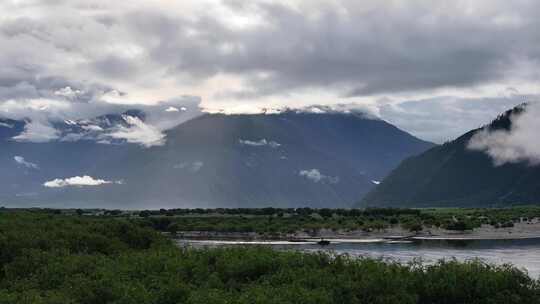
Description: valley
xmin=2 ymin=2 xmax=540 ymax=303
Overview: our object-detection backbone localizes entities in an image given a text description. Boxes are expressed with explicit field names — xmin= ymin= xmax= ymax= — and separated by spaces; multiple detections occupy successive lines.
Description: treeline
xmin=138 ymin=207 xmax=426 ymax=234
xmin=17 ymin=206 xmax=537 ymax=234
xmin=142 ymin=215 xmax=412 ymax=235
xmin=5 ymin=206 xmax=539 ymax=234
xmin=139 ymin=207 xmax=422 ymax=218
xmin=138 ymin=207 xmax=427 ymax=234
xmin=139 ymin=206 xmax=540 ymax=235
xmin=1 ymin=210 xmax=539 ymax=303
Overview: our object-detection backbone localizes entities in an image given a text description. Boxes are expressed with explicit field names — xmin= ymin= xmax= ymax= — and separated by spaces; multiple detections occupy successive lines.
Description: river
xmin=177 ymin=237 xmax=540 ymax=279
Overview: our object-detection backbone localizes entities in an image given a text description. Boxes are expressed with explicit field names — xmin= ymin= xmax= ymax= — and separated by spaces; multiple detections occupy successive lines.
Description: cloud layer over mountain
xmin=469 ymin=102 xmax=540 ymax=166
xmin=0 ymin=1 xmax=539 ymax=145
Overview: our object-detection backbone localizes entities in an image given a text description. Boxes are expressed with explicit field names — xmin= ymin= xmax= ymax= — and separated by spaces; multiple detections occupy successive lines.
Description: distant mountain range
xmin=0 ymin=109 xmax=433 ymax=209
xmin=360 ymin=105 xmax=540 ymax=207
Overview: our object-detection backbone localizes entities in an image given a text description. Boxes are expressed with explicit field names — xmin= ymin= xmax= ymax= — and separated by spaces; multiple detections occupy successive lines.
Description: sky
xmin=0 ymin=0 xmax=539 ymax=144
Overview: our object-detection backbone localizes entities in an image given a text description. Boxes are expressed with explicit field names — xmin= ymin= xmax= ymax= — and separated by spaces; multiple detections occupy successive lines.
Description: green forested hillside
xmin=360 ymin=106 xmax=540 ymax=207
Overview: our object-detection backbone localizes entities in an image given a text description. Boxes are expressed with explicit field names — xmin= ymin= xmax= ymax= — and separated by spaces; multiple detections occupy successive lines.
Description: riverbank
xmin=172 ymin=219 xmax=540 ymax=242
xmin=3 ymin=209 xmax=540 ymax=303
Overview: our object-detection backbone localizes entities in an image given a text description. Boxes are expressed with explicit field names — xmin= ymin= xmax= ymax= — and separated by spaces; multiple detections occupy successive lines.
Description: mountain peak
xmin=487 ymin=103 xmax=527 ymax=132
xmin=1 ymin=110 xmax=432 ymax=209
xmin=361 ymin=104 xmax=540 ymax=208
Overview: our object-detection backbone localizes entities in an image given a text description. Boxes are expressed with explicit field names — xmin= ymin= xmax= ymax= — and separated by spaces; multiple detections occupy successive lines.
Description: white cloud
xmin=13 ymin=156 xmax=39 ymax=169
xmin=205 ymin=103 xmax=378 ymax=117
xmin=54 ymin=86 xmax=83 ymax=100
xmin=107 ymin=115 xmax=165 ymax=147
xmin=191 ymin=161 xmax=204 ymax=172
xmin=43 ymin=175 xmax=122 ymax=188
xmin=12 ymin=120 xmax=60 ymax=143
xmin=299 ymin=169 xmax=339 ymax=184
xmin=174 ymin=161 xmax=204 ymax=172
xmin=81 ymin=125 xmax=104 ymax=132
xmin=0 ymin=121 xmax=13 ymax=128
xmin=0 ymin=95 xmax=201 ymax=144
xmin=239 ymin=139 xmax=281 ymax=148
xmin=468 ymin=103 xmax=540 ymax=166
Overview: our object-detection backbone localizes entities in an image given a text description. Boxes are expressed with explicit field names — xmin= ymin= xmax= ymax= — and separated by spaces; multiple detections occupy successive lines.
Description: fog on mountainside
xmin=361 ymin=105 xmax=540 ymax=208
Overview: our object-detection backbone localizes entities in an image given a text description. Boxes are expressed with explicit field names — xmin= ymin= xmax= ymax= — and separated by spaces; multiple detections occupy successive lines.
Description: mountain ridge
xmin=0 ymin=110 xmax=434 ymax=209
xmin=360 ymin=105 xmax=540 ymax=208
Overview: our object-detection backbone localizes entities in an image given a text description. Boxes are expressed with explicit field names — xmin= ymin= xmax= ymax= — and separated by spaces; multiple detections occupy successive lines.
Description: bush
xmin=501 ymin=221 xmax=515 ymax=228
xmin=1 ymin=211 xmax=539 ymax=304
xmin=446 ymin=220 xmax=473 ymax=231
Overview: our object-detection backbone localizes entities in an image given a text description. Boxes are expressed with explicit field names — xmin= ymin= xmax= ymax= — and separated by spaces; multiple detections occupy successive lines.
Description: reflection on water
xmin=177 ymin=238 xmax=540 ymax=279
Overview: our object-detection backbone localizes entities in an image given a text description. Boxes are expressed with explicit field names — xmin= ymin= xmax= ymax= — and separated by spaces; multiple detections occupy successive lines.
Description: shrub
xmin=1 ymin=211 xmax=539 ymax=304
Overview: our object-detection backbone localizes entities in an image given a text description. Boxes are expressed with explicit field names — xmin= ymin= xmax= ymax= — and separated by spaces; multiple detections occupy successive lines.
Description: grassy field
xmin=1 ymin=209 xmax=540 ymax=303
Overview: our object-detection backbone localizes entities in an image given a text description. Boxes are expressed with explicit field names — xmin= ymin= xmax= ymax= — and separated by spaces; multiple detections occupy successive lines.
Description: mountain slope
xmin=0 ymin=110 xmax=433 ymax=209
xmin=360 ymin=106 xmax=540 ymax=207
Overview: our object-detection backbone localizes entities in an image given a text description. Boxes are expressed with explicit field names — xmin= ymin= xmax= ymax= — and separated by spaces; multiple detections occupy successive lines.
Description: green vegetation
xmin=360 ymin=106 xmax=540 ymax=209
xmin=1 ymin=209 xmax=540 ymax=303
xmin=133 ymin=206 xmax=540 ymax=235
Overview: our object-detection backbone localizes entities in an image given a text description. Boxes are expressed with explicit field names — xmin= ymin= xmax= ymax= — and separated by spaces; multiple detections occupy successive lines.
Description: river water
xmin=177 ymin=238 xmax=540 ymax=279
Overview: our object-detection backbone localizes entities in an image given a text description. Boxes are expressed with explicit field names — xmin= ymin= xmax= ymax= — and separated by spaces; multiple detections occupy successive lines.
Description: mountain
xmin=0 ymin=109 xmax=434 ymax=209
xmin=360 ymin=105 xmax=540 ymax=208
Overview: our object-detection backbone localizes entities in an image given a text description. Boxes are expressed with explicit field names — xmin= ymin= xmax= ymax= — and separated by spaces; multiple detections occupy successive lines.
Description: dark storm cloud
xmin=0 ymin=75 xmax=112 ymax=103
xmin=2 ymin=1 xmax=540 ymax=99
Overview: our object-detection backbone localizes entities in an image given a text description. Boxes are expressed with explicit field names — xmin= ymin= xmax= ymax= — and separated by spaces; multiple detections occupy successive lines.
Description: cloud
xmin=81 ymin=124 xmax=104 ymax=132
xmin=54 ymin=86 xmax=84 ymax=100
xmin=0 ymin=121 xmax=13 ymax=128
xmin=0 ymin=96 xmax=202 ymax=144
xmin=299 ymin=169 xmax=339 ymax=184
xmin=43 ymin=175 xmax=122 ymax=188
xmin=108 ymin=115 xmax=165 ymax=147
xmin=206 ymin=103 xmax=379 ymax=116
xmin=377 ymin=93 xmax=532 ymax=143
xmin=299 ymin=169 xmax=324 ymax=182
xmin=0 ymin=94 xmax=200 ymax=126
xmin=191 ymin=161 xmax=204 ymax=172
xmin=12 ymin=120 xmax=60 ymax=142
xmin=468 ymin=103 xmax=540 ymax=166
xmin=120 ymin=1 xmax=540 ymax=101
xmin=174 ymin=161 xmax=204 ymax=172
xmin=1 ymin=2 xmax=539 ymax=101
xmin=0 ymin=1 xmax=540 ymax=142
xmin=239 ymin=139 xmax=281 ymax=148
xmin=13 ymin=156 xmax=39 ymax=169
